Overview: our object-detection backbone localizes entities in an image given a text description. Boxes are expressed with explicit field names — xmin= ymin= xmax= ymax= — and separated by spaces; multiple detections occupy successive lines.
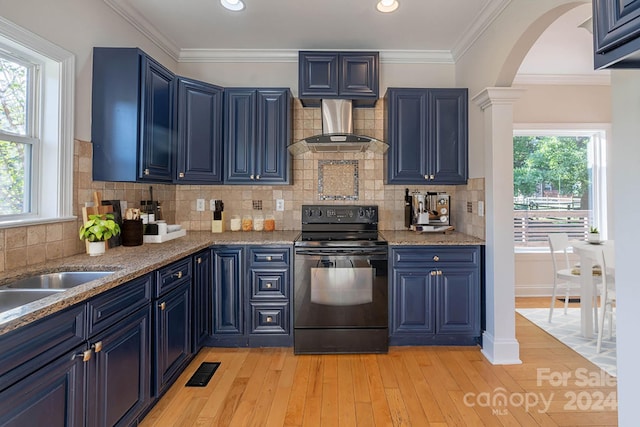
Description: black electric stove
xmin=293 ymin=205 xmax=389 ymax=354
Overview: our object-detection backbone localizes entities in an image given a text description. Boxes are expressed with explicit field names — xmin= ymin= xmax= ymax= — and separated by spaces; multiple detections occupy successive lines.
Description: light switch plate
xmin=196 ymin=199 xmax=205 ymax=211
xmin=276 ymin=199 xmax=285 ymax=211
xmin=478 ymin=201 xmax=484 ymax=217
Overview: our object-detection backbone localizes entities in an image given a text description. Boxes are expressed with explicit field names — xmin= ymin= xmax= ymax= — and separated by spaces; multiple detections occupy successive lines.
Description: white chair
xmin=596 ymin=246 xmax=616 ymax=353
xmin=548 ymin=233 xmax=600 ymax=329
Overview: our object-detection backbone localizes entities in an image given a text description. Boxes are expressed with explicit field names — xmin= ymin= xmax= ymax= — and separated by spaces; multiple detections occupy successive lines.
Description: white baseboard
xmin=515 ymin=284 xmax=554 ymax=297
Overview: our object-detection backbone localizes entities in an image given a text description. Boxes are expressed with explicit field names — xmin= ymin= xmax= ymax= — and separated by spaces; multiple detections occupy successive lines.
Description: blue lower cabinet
xmin=390 ymin=246 xmax=482 ymax=345
xmin=193 ymin=250 xmax=212 ymax=352
xmin=87 ymin=306 xmax=152 ymax=427
xmin=0 ymin=346 xmax=85 ymax=427
xmin=208 ymin=245 xmax=292 ymax=347
xmin=154 ymin=281 xmax=192 ymax=396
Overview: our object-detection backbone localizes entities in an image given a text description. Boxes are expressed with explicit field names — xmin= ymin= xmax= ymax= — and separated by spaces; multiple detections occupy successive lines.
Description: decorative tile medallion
xmin=318 ymin=160 xmax=359 ymax=201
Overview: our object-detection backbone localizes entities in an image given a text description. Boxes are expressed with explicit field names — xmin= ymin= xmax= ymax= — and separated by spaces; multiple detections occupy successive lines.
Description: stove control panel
xmin=302 ymin=205 xmax=378 ymax=224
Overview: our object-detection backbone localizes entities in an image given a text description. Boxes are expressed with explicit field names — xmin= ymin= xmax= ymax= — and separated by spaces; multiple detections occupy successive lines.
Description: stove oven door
xmin=293 ymin=246 xmax=388 ymax=353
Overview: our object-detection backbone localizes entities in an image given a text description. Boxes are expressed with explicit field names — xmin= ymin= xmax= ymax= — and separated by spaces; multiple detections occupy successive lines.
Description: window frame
xmin=513 ymin=123 xmax=611 ymax=253
xmin=0 ymin=16 xmax=75 ymax=227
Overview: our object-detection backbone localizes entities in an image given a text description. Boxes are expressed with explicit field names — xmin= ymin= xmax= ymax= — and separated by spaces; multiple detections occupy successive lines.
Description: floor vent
xmin=185 ymin=362 xmax=220 ymax=387
xmin=557 ymin=297 xmax=581 ymax=303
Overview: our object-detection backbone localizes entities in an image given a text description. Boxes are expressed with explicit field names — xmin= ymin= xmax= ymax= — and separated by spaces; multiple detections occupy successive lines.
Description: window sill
xmin=0 ymin=216 xmax=77 ymax=230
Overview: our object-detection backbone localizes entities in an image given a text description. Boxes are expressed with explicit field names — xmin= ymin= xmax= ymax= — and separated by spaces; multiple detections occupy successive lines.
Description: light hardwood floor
xmin=140 ymin=298 xmax=617 ymax=426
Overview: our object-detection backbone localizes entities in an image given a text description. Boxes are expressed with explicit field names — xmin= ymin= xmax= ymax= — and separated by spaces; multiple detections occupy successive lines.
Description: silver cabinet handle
xmin=159 ymin=302 xmax=166 ymax=311
xmin=256 ymin=174 xmax=260 ymax=180
xmin=250 ymin=174 xmax=255 ymax=180
xmin=173 ymin=271 xmax=183 ymax=279
xmin=197 ymin=257 xmax=202 ymax=264
xmin=266 ymin=282 xmax=272 ymax=288
xmin=91 ymin=341 xmax=103 ymax=353
xmin=266 ymin=316 xmax=273 ymax=323
xmin=178 ymin=172 xmax=185 ymax=178
xmin=266 ymin=256 xmax=272 ymax=261
xmin=433 ymin=255 xmax=439 ymax=262
xmin=144 ymin=168 xmax=150 ymax=175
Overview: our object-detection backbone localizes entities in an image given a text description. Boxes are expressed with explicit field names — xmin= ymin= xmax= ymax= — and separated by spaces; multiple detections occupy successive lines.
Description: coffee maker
xmin=404 ymin=189 xmax=451 ymax=230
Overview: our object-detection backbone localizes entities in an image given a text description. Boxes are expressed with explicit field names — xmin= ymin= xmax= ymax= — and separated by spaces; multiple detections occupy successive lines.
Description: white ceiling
xmin=104 ymin=0 xmax=608 ymax=84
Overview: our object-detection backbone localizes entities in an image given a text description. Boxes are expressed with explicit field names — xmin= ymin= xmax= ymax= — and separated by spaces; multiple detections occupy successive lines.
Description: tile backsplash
xmin=0 ymin=98 xmax=485 ymax=272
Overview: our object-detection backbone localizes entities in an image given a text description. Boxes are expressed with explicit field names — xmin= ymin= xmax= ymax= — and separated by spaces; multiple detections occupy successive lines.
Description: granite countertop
xmin=0 ymin=228 xmax=483 ymax=336
xmin=381 ymin=230 xmax=485 ymax=245
xmin=0 ymin=230 xmax=299 ymax=336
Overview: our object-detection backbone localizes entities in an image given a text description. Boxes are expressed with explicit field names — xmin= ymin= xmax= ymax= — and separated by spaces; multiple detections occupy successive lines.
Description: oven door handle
xmin=296 ymin=248 xmax=387 ymax=257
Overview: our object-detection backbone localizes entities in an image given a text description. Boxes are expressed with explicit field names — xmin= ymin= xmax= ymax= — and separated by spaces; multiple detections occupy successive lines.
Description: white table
xmin=571 ymin=240 xmax=614 ymax=338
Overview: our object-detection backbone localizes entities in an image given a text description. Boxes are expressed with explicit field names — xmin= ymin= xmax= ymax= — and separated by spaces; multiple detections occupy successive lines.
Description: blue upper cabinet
xmin=593 ymin=0 xmax=640 ymax=69
xmin=299 ymin=51 xmax=379 ymax=107
xmin=385 ymin=88 xmax=468 ymax=185
xmin=224 ymin=88 xmax=291 ymax=185
xmin=92 ymin=47 xmax=175 ymax=183
xmin=175 ymin=78 xmax=223 ymax=184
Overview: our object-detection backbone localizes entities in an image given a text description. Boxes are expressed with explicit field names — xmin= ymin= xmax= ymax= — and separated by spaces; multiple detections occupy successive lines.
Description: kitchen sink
xmin=2 ymin=271 xmax=114 ymax=290
xmin=0 ymin=289 xmax=66 ymax=313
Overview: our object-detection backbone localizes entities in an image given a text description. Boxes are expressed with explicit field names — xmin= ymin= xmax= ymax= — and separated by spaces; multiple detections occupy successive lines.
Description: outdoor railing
xmin=513 ymin=209 xmax=591 ymax=247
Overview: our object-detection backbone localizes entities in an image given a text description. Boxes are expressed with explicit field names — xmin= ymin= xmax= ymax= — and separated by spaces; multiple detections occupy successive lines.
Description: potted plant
xmin=588 ymin=226 xmax=601 ymax=243
xmin=79 ymin=213 xmax=121 ymax=256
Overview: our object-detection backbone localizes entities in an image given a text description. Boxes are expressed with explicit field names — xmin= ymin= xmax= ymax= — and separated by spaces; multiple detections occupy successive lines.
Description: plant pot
xmin=588 ymin=232 xmax=601 ymax=243
xmin=87 ymin=241 xmax=107 ymax=256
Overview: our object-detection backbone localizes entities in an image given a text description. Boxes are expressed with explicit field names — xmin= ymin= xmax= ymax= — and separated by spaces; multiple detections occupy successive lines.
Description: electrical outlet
xmin=478 ymin=201 xmax=484 ymax=217
xmin=196 ymin=199 xmax=205 ymax=211
xmin=276 ymin=199 xmax=285 ymax=211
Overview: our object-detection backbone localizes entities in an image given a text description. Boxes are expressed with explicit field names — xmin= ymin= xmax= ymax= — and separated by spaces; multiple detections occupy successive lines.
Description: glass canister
xmin=264 ymin=214 xmax=275 ymax=232
xmin=230 ymin=214 xmax=241 ymax=231
xmin=253 ymin=213 xmax=264 ymax=231
xmin=241 ymin=214 xmax=253 ymax=231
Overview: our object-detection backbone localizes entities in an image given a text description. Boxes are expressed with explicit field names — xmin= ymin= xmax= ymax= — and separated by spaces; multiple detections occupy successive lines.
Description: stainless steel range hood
xmin=288 ymin=99 xmax=388 ymax=155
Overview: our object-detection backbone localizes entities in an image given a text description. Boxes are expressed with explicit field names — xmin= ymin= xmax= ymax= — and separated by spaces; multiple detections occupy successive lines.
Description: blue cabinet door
xmin=299 ymin=51 xmax=379 ymax=107
xmin=154 ymin=281 xmax=192 ymax=396
xmin=176 ymin=78 xmax=223 ymax=183
xmin=385 ymin=88 xmax=468 ymax=185
xmin=87 ymin=306 xmax=151 ymax=427
xmin=298 ymin=53 xmax=339 ymax=100
xmin=339 ymin=53 xmax=379 ymax=100
xmin=255 ymin=90 xmax=291 ymax=184
xmin=593 ymin=0 xmax=640 ymax=68
xmin=429 ymin=89 xmax=468 ymax=184
xmin=436 ymin=268 xmax=479 ymax=335
xmin=91 ymin=48 xmax=175 ymax=183
xmin=224 ymin=88 xmax=291 ymax=184
xmin=212 ymin=247 xmax=244 ymax=337
xmin=385 ymin=88 xmax=429 ymax=184
xmin=193 ymin=250 xmax=212 ymax=352
xmin=390 ymin=269 xmax=435 ymax=338
xmin=225 ymin=89 xmax=257 ymax=183
xmin=140 ymin=56 xmax=175 ymax=182
xmin=0 ymin=346 xmax=85 ymax=427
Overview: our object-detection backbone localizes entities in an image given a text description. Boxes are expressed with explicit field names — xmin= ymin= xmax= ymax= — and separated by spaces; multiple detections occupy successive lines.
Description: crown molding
xmin=513 ymin=73 xmax=611 ymax=86
xmin=451 ymin=0 xmax=512 ymax=62
xmin=178 ymin=48 xmax=454 ymax=64
xmin=104 ymin=0 xmax=180 ymax=60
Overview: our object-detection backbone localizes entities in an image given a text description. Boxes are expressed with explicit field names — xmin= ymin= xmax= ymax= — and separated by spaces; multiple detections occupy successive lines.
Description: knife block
xmin=211 ymin=212 xmax=225 ymax=233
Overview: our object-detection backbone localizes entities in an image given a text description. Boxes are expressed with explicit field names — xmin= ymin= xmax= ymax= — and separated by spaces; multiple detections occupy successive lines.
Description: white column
xmin=610 ymin=70 xmax=640 ymax=426
xmin=473 ymin=87 xmax=524 ymax=365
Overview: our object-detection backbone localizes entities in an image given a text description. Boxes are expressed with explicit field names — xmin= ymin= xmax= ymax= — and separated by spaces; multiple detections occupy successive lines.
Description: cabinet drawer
xmin=392 ymin=246 xmax=480 ymax=267
xmin=87 ymin=274 xmax=152 ymax=337
xmin=249 ymin=303 xmax=289 ymax=334
xmin=156 ymin=257 xmax=192 ymax=296
xmin=248 ymin=246 xmax=290 ymax=267
xmin=250 ymin=270 xmax=287 ymax=299
xmin=0 ymin=305 xmax=86 ymax=391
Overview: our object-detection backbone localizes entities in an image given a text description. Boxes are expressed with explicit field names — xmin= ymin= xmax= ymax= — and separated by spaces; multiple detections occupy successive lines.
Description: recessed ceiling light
xmin=221 ymin=0 xmax=245 ymax=11
xmin=376 ymin=0 xmax=399 ymax=13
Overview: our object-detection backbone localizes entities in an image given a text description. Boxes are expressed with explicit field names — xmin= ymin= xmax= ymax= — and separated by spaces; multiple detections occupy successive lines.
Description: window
xmin=0 ymin=16 xmax=74 ymax=227
xmin=513 ymin=126 xmax=609 ymax=250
